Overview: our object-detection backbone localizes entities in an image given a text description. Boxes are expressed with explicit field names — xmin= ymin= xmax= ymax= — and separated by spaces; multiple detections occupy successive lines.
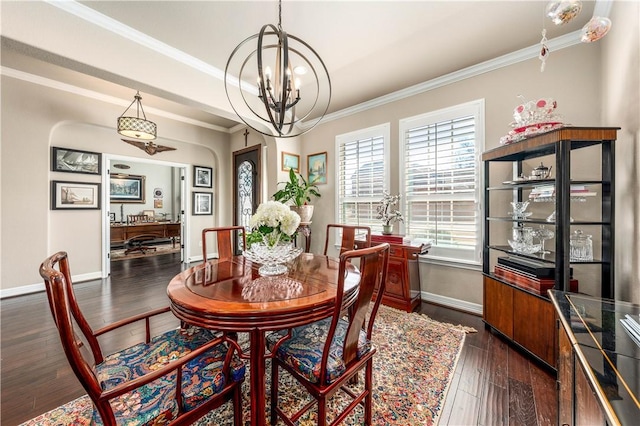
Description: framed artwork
xmin=143 ymin=210 xmax=155 ymax=220
xmin=281 ymin=152 xmax=300 ymax=172
xmin=109 ymin=213 xmax=116 ymax=222
xmin=51 ymin=180 xmax=101 ymax=210
xmin=193 ymin=192 xmax=213 ymax=215
xmin=194 ymin=165 xmax=213 ymax=188
xmin=51 ymin=147 xmax=101 ymax=175
xmin=110 ymin=174 xmax=146 ymax=203
xmin=308 ymin=151 xmax=328 ymax=184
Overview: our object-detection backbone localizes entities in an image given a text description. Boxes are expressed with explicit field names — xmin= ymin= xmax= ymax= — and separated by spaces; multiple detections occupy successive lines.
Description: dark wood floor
xmin=1 ymin=253 xmax=557 ymax=425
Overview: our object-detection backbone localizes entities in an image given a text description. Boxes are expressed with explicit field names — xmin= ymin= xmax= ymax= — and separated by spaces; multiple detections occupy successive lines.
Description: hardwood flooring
xmin=0 ymin=253 xmax=557 ymax=425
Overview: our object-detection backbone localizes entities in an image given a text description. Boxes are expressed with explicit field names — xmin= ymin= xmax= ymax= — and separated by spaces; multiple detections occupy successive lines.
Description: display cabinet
xmin=482 ymin=127 xmax=619 ymax=369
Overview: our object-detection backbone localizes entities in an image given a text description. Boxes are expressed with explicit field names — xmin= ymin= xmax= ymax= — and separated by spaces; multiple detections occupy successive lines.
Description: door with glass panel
xmin=233 ymin=145 xmax=261 ymax=254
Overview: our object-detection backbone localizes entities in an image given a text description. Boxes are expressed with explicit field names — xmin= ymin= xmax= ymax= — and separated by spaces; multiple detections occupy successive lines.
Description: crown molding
xmin=315 ymin=30 xmax=583 ymax=126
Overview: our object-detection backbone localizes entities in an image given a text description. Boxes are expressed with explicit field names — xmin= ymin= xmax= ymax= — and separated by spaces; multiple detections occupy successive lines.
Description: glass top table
xmin=550 ymin=290 xmax=640 ymax=425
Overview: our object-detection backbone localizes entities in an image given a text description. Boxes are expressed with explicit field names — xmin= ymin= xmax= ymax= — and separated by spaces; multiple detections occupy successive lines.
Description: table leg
xmin=249 ymin=329 xmax=267 ymax=426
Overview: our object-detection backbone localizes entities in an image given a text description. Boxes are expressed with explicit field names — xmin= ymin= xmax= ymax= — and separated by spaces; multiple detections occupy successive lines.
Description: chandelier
xmin=117 ymin=91 xmax=157 ymax=140
xmin=224 ymin=0 xmax=331 ymax=138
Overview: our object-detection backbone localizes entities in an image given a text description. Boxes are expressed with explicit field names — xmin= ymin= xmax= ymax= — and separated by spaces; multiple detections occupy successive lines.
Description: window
xmin=336 ymin=123 xmax=390 ymax=233
xmin=399 ymin=100 xmax=484 ymax=265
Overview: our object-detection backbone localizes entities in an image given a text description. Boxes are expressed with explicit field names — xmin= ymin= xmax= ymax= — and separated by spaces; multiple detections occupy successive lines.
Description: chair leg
xmin=318 ymin=394 xmax=327 ymax=426
xmin=233 ymin=383 xmax=243 ymax=426
xmin=365 ymin=360 xmax=373 ymax=425
xmin=270 ymin=360 xmax=279 ymax=425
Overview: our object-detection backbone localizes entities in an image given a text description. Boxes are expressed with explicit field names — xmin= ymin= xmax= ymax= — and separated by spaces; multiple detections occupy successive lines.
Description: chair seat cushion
xmin=266 ymin=317 xmax=371 ymax=384
xmin=93 ymin=327 xmax=245 ymax=424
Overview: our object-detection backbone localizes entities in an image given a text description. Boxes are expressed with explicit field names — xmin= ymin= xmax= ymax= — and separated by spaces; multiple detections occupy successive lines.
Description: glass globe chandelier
xmin=224 ymin=0 xmax=331 ymax=138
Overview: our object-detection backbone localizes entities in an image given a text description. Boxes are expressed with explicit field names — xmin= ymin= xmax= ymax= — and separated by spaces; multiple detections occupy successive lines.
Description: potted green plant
xmin=272 ymin=168 xmax=321 ymax=223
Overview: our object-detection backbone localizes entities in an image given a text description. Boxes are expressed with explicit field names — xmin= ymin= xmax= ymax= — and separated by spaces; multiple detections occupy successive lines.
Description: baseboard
xmin=0 ymin=271 xmax=102 ymax=299
xmin=421 ymin=291 xmax=483 ymax=316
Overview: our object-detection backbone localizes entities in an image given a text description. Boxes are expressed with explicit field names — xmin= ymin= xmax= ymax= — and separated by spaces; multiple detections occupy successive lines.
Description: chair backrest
xmin=319 ymin=242 xmax=390 ymax=386
xmin=323 ymin=224 xmax=372 ymax=257
xmin=39 ymin=252 xmax=106 ymax=402
xmin=128 ymin=214 xmax=149 ymax=224
xmin=202 ymin=226 xmax=247 ymax=262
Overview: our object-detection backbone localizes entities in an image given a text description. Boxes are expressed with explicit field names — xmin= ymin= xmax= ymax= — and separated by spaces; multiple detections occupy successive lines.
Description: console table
xmin=371 ymin=234 xmax=430 ymax=312
xmin=110 ymin=222 xmax=181 ymax=247
xmin=550 ymin=290 xmax=640 ymax=425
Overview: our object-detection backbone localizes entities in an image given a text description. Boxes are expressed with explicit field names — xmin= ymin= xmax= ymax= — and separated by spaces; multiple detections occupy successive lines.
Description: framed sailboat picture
xmin=51 ymin=147 xmax=101 ymax=175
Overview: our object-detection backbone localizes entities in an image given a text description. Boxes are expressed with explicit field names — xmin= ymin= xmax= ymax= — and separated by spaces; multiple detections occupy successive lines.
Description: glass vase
xmin=243 ymin=238 xmax=303 ymax=277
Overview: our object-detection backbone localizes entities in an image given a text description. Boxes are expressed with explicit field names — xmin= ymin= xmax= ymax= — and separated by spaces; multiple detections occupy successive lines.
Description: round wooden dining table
xmin=167 ymin=252 xmax=360 ymax=426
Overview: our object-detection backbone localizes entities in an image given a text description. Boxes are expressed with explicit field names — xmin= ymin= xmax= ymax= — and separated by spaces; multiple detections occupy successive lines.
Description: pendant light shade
xmin=224 ymin=0 xmax=331 ymax=138
xmin=117 ymin=91 xmax=157 ymax=140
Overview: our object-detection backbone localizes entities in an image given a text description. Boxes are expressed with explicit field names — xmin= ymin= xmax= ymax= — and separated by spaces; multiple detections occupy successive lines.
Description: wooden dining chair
xmin=267 ymin=242 xmax=390 ymax=426
xmin=201 ymin=226 xmax=246 ymax=262
xmin=39 ymin=251 xmax=246 ymax=426
xmin=323 ymin=224 xmax=372 ymax=258
xmin=127 ymin=214 xmax=149 ymax=224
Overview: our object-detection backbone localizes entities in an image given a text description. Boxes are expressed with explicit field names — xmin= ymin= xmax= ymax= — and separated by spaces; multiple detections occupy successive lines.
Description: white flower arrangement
xmin=376 ymin=191 xmax=404 ymax=226
xmin=247 ymin=201 xmax=301 ymax=247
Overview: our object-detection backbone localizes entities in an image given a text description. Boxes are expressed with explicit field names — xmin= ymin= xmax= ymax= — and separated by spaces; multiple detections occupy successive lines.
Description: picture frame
xmin=51 ymin=147 xmax=101 ymax=175
xmin=109 ymin=213 xmax=116 ymax=222
xmin=308 ymin=151 xmax=328 ymax=184
xmin=110 ymin=173 xmax=146 ymax=203
xmin=282 ymin=152 xmax=300 ymax=172
xmin=51 ymin=180 xmax=101 ymax=210
xmin=194 ymin=165 xmax=213 ymax=188
xmin=142 ymin=210 xmax=155 ymax=220
xmin=193 ymin=192 xmax=213 ymax=215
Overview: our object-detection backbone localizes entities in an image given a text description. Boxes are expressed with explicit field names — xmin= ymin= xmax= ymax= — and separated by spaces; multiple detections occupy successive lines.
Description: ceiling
xmin=1 ymin=0 xmax=605 ymax=135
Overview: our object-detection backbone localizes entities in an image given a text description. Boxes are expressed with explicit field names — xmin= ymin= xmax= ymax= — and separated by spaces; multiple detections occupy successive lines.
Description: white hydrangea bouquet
xmin=246 ymin=201 xmax=301 ymax=248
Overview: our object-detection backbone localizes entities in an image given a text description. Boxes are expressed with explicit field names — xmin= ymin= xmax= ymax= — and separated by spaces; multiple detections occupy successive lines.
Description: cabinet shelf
xmin=489 ymin=245 xmax=609 ymax=264
xmin=486 ymin=217 xmax=611 ymax=226
xmin=489 ymin=245 xmax=556 ymax=261
xmin=488 ymin=179 xmax=604 ymax=191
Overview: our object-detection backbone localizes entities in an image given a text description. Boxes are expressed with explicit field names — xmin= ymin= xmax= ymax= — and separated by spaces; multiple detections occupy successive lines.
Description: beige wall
xmin=301 ymin=43 xmax=603 ymax=308
xmin=602 ymin=0 xmax=640 ymax=303
xmin=1 ymin=76 xmax=232 ymax=291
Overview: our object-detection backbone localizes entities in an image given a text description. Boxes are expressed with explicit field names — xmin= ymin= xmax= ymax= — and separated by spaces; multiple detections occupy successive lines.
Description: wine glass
xmin=534 ymin=226 xmax=555 ymax=254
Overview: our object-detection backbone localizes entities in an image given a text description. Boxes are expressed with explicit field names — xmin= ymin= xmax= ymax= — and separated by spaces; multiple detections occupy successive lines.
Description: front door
xmin=233 ymin=145 xmax=261 ymax=253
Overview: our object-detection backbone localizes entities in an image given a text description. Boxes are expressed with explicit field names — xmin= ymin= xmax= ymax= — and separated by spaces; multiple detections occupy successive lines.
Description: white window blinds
xmin=400 ymin=101 xmax=483 ymax=264
xmin=336 ymin=124 xmax=390 ymax=233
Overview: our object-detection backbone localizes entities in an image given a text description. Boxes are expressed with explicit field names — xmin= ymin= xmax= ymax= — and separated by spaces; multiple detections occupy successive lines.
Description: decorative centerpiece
xmin=376 ymin=191 xmax=403 ymax=235
xmin=500 ymin=96 xmax=565 ymax=145
xmin=243 ymin=201 xmax=303 ymax=276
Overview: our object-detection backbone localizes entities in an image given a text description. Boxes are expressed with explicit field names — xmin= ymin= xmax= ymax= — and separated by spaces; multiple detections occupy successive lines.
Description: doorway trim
xmin=102 ymin=154 xmax=189 ymax=277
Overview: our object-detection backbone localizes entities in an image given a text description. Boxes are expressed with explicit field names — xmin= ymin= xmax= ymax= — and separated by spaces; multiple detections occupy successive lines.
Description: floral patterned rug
xmin=20 ymin=305 xmax=475 ymax=426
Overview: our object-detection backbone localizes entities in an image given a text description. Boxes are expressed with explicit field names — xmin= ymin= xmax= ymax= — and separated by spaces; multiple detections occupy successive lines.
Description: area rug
xmin=110 ymin=243 xmax=180 ymax=261
xmin=20 ymin=305 xmax=475 ymax=426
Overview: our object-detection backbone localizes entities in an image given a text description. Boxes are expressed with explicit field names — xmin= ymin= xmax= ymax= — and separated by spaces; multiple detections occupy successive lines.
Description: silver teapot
xmin=531 ymin=162 xmax=552 ymax=179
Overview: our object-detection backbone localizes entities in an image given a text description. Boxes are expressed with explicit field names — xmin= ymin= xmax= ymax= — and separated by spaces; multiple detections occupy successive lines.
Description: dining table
xmin=166 ymin=252 xmax=361 ymax=426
